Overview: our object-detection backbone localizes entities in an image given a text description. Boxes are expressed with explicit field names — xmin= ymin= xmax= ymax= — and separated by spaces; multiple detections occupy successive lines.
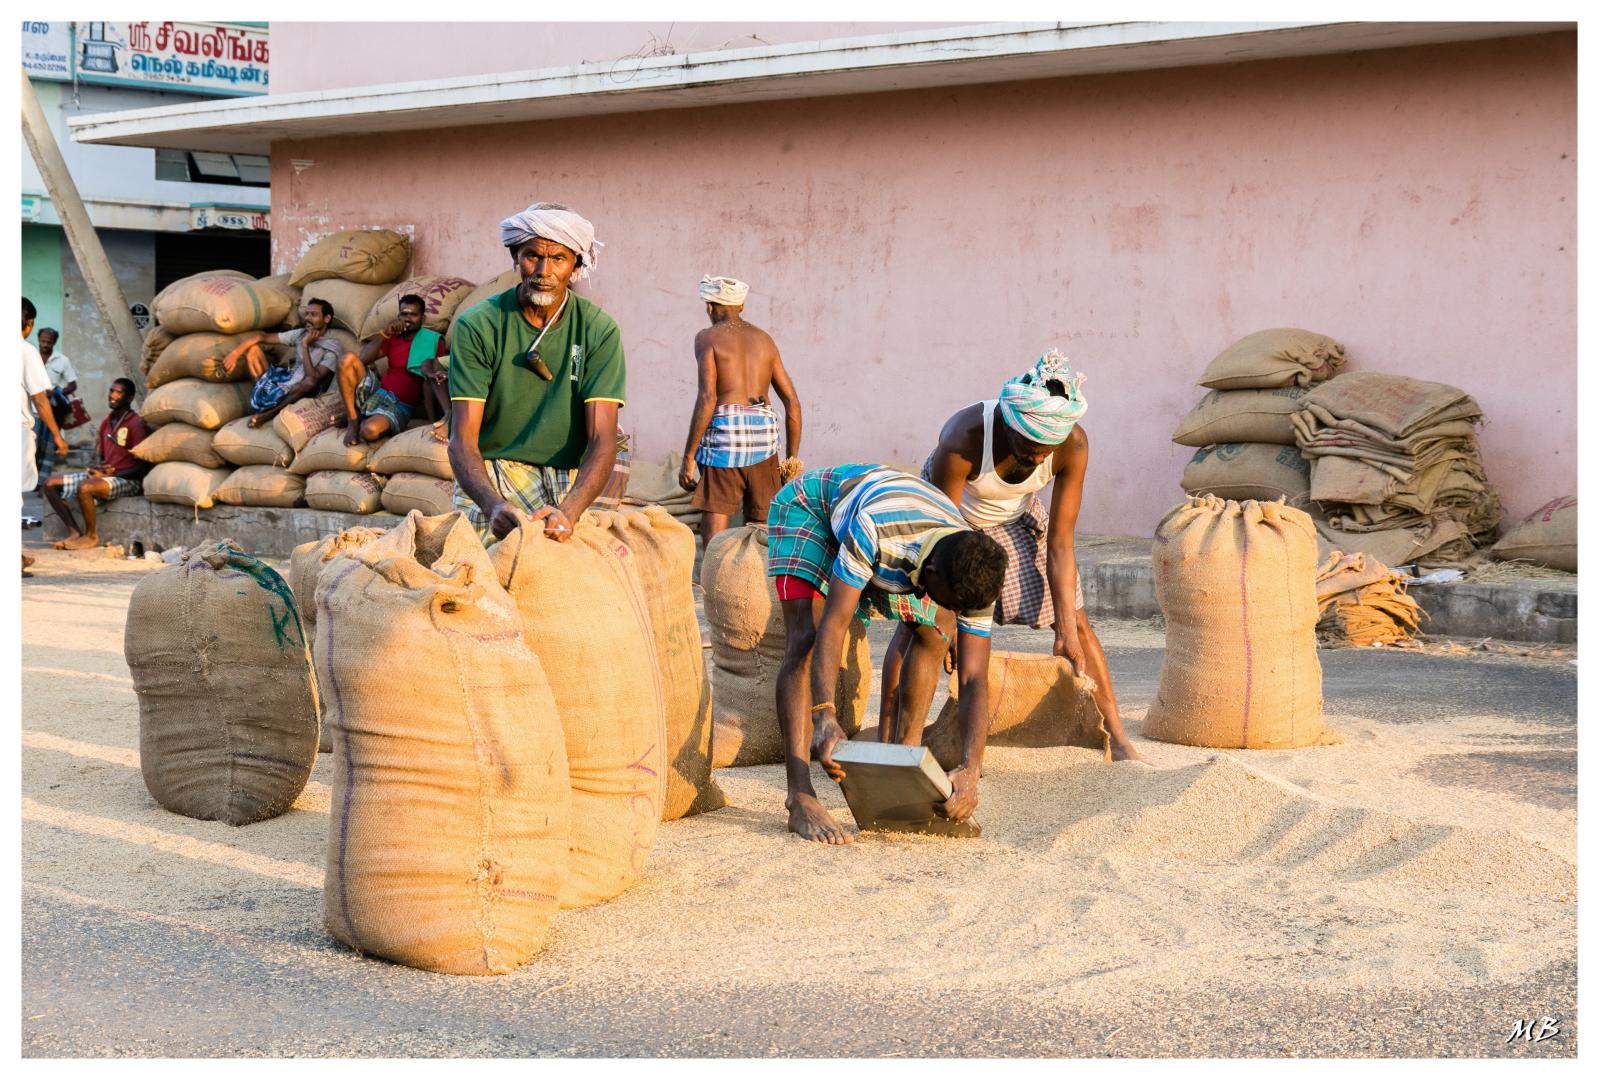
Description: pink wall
xmin=269 ymin=22 xmax=959 ymax=93
xmin=270 ymin=32 xmax=1576 ymax=537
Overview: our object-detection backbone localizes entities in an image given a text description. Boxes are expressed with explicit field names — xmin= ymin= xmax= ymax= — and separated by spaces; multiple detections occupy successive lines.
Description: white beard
xmin=524 ymin=287 xmax=559 ymax=307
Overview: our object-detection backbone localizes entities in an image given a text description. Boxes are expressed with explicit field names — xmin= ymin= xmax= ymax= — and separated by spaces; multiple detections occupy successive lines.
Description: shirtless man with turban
xmin=448 ymin=201 xmax=631 ymax=542
xmin=884 ymin=351 xmax=1140 ymax=760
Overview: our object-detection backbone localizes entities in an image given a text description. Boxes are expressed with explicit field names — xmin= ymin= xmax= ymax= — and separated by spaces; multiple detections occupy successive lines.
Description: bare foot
xmin=1109 ymin=731 xmax=1142 ymax=762
xmin=51 ymin=532 xmax=83 ymax=550
xmin=247 ymin=412 xmax=272 ymax=428
xmin=786 ymin=792 xmax=853 ymax=844
xmin=332 ymin=413 xmax=349 ymax=428
xmin=60 ymin=534 xmax=99 ymax=551
xmin=22 ymin=553 xmax=36 ymax=571
xmin=342 ymin=424 xmax=363 ymax=447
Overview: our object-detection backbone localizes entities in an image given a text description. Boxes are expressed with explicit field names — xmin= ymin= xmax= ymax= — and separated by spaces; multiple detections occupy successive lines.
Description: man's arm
xmin=220 ymin=331 xmax=279 ymax=376
xmin=768 ymin=348 xmax=802 ymax=460
xmin=927 ymin=413 xmax=979 ymax=506
xmin=679 ymin=333 xmax=718 ymax=489
xmin=937 ymin=627 xmax=991 ymax=822
xmin=1045 ymin=426 xmax=1090 ymax=669
xmin=807 ymin=574 xmax=865 ymax=781
xmin=536 ymin=400 xmax=620 ymax=539
xmin=447 ymin=399 xmax=525 ymax=540
xmin=32 ymin=391 xmax=67 ymax=457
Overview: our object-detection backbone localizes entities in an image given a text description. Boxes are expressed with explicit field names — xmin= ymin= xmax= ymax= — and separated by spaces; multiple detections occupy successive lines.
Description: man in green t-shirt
xmin=448 ymin=202 xmax=630 ymax=543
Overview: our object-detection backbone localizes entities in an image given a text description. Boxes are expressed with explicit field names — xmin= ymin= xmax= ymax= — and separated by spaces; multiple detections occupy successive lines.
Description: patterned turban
xmin=997 ymin=349 xmax=1088 ymax=445
xmin=499 ymin=202 xmax=602 ymax=280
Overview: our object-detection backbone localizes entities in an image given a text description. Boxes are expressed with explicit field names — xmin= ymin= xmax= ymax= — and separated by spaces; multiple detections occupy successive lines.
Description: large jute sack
xmin=1492 ymin=495 xmax=1577 ymax=572
xmin=917 ymin=652 xmax=1109 ymax=771
xmin=290 ymin=525 xmax=384 ymax=752
xmin=1172 ymin=387 xmax=1311 ymax=447
xmin=290 ymin=229 xmax=411 ymax=288
xmin=590 ymin=507 xmax=726 ymax=820
xmin=152 ymin=269 xmax=252 ymax=317
xmin=125 ymin=539 xmax=319 ymax=825
xmin=305 ymin=470 xmax=386 ymax=514
xmin=273 ymin=389 xmax=347 ymax=454
xmin=142 ymin=324 xmax=177 ymax=375
xmin=701 ymin=526 xmax=872 ymax=768
xmin=358 ymin=275 xmax=476 ymax=340
xmin=298 ymin=279 xmax=391 ymax=337
xmin=291 ymin=427 xmax=387 ymax=475
xmin=145 ymin=332 xmax=271 ymax=389
xmin=214 ymin=465 xmax=305 ymax=508
xmin=141 ymin=379 xmax=252 ymax=430
xmin=131 ymin=422 xmax=226 ymax=469
xmin=1181 ymin=442 xmax=1311 ymax=506
xmin=142 ymin=461 xmax=233 ymax=509
xmin=382 ymin=472 xmax=455 ymax=516
xmin=1145 ymin=495 xmax=1333 ymax=749
xmin=446 ymin=269 xmax=520 ymax=346
xmin=213 ymin=416 xmax=295 ymax=467
xmin=369 ymin=424 xmax=452 ymax=479
xmin=490 ymin=523 xmax=667 ymax=910
xmin=257 ymin=273 xmax=304 ymax=329
xmin=1197 ymin=329 xmax=1346 ymax=390
xmin=317 ymin=512 xmax=571 ymax=974
xmin=155 ymin=276 xmax=295 ymax=336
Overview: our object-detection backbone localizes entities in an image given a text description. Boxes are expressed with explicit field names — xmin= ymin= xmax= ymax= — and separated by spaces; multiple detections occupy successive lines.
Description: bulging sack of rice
xmin=920 ymin=652 xmax=1109 ymax=771
xmin=213 ymin=416 xmax=294 ymax=468
xmin=298 ymin=279 xmax=391 ymax=338
xmin=141 ymin=379 xmax=252 ymax=430
xmin=130 ymin=422 xmax=225 ymax=469
xmin=155 ymin=276 xmax=294 ymax=336
xmin=125 ymin=539 xmax=319 ymax=826
xmin=1181 ymin=442 xmax=1311 ymax=505
xmin=152 ymin=269 xmax=252 ymax=316
xmin=446 ymin=269 xmax=520 ymax=345
xmin=214 ymin=465 xmax=305 ymax=509
xmin=142 ymin=461 xmax=233 ymax=509
xmin=145 ymin=332 xmax=271 ymax=389
xmin=382 ymin=472 xmax=455 ymax=516
xmin=700 ymin=526 xmax=872 ymax=768
xmin=358 ymin=275 xmax=477 ymax=340
xmin=290 ymin=525 xmax=384 ymax=752
xmin=1172 ymin=387 xmax=1311 ymax=447
xmin=490 ymin=523 xmax=666 ymax=910
xmin=591 ymin=506 xmax=726 ymax=820
xmin=1145 ymin=495 xmax=1333 ymax=749
xmin=1197 ymin=329 xmax=1347 ymax=391
xmin=290 ymin=229 xmax=411 ymax=288
xmin=1492 ymin=495 xmax=1577 ymax=572
xmin=317 ymin=512 xmax=571 ymax=974
xmin=273 ymin=389 xmax=347 ymax=454
xmin=305 ymin=470 xmax=385 ymax=514
xmin=256 ymin=273 xmax=304 ymax=329
xmin=142 ymin=324 xmax=176 ymax=375
xmin=368 ymin=424 xmax=452 ymax=479
xmin=291 ymin=427 xmax=387 ymax=476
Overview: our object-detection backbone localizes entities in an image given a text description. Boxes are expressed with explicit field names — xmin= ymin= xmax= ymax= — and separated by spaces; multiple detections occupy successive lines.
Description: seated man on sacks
xmin=678 ymin=275 xmax=802 ymax=547
xmin=221 ymin=297 xmax=344 ymax=429
xmin=336 ymin=293 xmax=446 ymax=446
xmin=43 ymin=378 xmax=150 ymax=550
xmin=768 ymin=464 xmax=1008 ymax=843
xmin=888 ymin=351 xmax=1139 ymax=760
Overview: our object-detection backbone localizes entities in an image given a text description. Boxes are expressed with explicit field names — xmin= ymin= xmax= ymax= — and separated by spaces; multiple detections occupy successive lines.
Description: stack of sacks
xmin=1176 ymin=329 xmax=1343 ymax=506
xmin=1314 ymin=550 xmax=1425 ymax=647
xmin=290 ymin=427 xmax=390 ymax=514
xmin=1291 ymin=372 xmax=1501 ymax=566
xmin=138 ymin=379 xmax=253 ymax=509
xmin=1491 ymin=496 xmax=1576 ymax=572
xmin=358 ymin=276 xmax=476 ymax=340
xmin=446 ymin=269 xmax=519 ymax=347
xmin=369 ymin=424 xmax=456 ymax=516
xmin=289 ymin=229 xmax=412 ymax=339
xmin=624 ymin=451 xmax=702 ymax=532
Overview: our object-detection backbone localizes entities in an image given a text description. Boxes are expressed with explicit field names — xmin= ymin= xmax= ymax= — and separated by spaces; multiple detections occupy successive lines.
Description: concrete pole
xmin=19 ymin=67 xmax=147 ymax=395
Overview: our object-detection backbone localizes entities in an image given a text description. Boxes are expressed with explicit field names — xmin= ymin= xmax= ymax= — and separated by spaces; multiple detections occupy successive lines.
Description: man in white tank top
xmin=884 ymin=351 xmax=1139 ymax=761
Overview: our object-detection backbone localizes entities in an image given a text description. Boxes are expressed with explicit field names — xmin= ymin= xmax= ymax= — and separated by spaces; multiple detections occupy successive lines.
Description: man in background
xmin=21 ymin=298 xmax=68 ymax=575
xmin=42 ymin=378 xmax=149 ymax=551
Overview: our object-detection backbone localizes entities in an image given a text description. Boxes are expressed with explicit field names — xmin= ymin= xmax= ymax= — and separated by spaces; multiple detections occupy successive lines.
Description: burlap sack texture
xmin=273 ymin=389 xmax=348 ymax=454
xmin=289 ymin=427 xmax=388 ymax=476
xmin=305 ymin=470 xmax=386 ymax=514
xmin=289 ymin=525 xmax=385 ymax=754
xmin=142 ymin=461 xmax=233 ymax=509
xmin=213 ymin=465 xmax=305 ymax=509
xmin=256 ymin=273 xmax=304 ymax=330
xmin=1197 ymin=328 xmax=1346 ymax=390
xmin=131 ymin=423 xmax=226 ymax=469
xmin=369 ymin=425 xmax=453 ymax=480
xmin=590 ymin=506 xmax=727 ymax=820
xmin=622 ymin=451 xmax=703 ymax=533
xmin=1315 ymin=550 xmax=1425 ymax=647
xmin=446 ymin=269 xmax=520 ymax=347
xmin=382 ymin=472 xmax=455 ymax=516
xmin=1181 ymin=442 xmax=1312 ymax=506
xmin=918 ymin=652 xmax=1110 ymax=770
xmin=142 ymin=324 xmax=177 ymax=375
xmin=144 ymin=332 xmax=275 ymax=389
xmin=316 ymin=512 xmax=571 ymax=975
xmin=155 ymin=276 xmax=295 ymax=337
xmin=358 ymin=275 xmax=477 ymax=340
xmin=1492 ymin=495 xmax=1576 ymax=572
xmin=289 ymin=229 xmax=411 ymax=289
xmin=491 ymin=522 xmax=667 ymax=910
xmin=1172 ymin=386 xmax=1311 ymax=447
xmin=1146 ymin=495 xmax=1337 ymax=749
xmin=152 ymin=269 xmax=252 ymax=318
xmin=213 ymin=416 xmax=295 ymax=468
xmin=700 ymin=525 xmax=873 ymax=768
xmin=124 ymin=539 xmax=319 ymax=826
xmin=142 ymin=379 xmax=252 ymax=430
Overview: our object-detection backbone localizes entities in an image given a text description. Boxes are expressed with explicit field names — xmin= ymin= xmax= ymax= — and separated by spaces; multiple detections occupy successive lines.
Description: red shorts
xmin=774 ymin=574 xmax=824 ymax=602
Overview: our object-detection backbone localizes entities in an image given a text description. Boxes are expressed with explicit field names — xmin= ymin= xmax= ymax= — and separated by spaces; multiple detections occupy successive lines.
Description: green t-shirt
xmin=448 ymin=288 xmax=626 ymax=469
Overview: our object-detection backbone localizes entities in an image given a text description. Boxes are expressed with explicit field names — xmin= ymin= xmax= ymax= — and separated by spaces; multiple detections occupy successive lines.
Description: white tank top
xmin=958 ymin=400 xmax=1055 ymax=528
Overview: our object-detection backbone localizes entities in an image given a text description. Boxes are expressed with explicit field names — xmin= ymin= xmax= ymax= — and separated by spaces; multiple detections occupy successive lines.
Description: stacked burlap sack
xmin=1174 ymin=329 xmax=1344 ymax=506
xmin=1290 ymin=371 xmax=1501 ymax=566
xmin=624 ymin=451 xmax=703 ymax=533
xmin=1490 ymin=495 xmax=1576 ymax=572
xmin=1314 ymin=550 xmax=1424 ymax=647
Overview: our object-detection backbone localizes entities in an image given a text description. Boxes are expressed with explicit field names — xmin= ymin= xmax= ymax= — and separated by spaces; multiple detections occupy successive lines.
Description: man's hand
xmin=811 ymin=707 xmax=848 ymax=782
xmin=384 ymin=317 xmax=406 ymax=338
xmin=1053 ymin=624 xmax=1087 ymax=677
xmin=677 ymin=459 xmax=698 ymax=492
xmin=935 ymin=765 xmax=979 ymax=821
xmin=53 ymin=433 xmax=69 ymax=457
xmin=528 ymin=505 xmax=573 ymax=542
xmin=487 ymin=500 xmax=528 ymax=541
xmin=87 ymin=466 xmax=106 ymax=478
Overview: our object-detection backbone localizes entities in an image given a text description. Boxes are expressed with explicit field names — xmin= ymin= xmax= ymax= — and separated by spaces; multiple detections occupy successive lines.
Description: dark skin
xmin=882 ymin=410 xmax=1139 ymax=761
xmin=44 ymin=382 xmax=144 ymax=550
xmin=36 ymin=330 xmax=77 ymax=395
xmin=221 ymin=303 xmax=341 ymax=428
xmin=779 ymin=550 xmax=991 ymax=844
xmin=24 ymin=313 xmax=68 ymax=574
xmin=337 ymin=299 xmax=426 ymax=446
xmin=679 ymin=301 xmax=802 ymax=544
xmin=448 ymin=236 xmax=618 ymax=543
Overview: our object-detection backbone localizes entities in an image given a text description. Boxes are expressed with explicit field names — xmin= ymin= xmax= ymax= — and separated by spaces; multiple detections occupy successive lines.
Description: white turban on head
xmin=499 ymin=202 xmax=602 ymax=280
xmin=699 ymin=275 xmax=749 ymax=306
xmin=997 ymin=349 xmax=1088 ymax=445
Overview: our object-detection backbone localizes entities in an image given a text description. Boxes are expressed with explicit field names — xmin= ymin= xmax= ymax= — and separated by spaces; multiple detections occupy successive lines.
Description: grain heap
xmin=1314 ymin=550 xmax=1424 ymax=647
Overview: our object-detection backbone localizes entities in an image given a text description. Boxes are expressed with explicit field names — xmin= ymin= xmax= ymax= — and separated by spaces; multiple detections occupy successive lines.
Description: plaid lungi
xmin=355 ymin=370 xmax=413 ymax=432
xmin=694 ymin=402 xmax=781 ymax=469
xmin=452 ymin=429 xmax=632 ymax=543
xmin=250 ymin=364 xmax=299 ymax=412
xmin=766 ymin=470 xmax=944 ymax=632
xmin=58 ymin=472 xmax=141 ymax=503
